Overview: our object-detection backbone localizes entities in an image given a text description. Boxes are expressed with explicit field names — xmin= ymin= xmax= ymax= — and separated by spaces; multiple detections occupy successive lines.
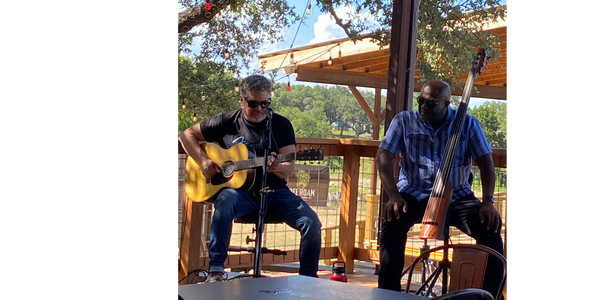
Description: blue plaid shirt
xmin=379 ymin=108 xmax=492 ymax=201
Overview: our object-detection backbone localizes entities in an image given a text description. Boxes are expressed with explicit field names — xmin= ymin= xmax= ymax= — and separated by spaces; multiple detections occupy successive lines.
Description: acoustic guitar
xmin=184 ymin=142 xmax=324 ymax=203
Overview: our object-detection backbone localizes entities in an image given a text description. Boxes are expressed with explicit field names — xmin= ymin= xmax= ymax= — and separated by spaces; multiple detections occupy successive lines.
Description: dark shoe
xmin=206 ymin=271 xmax=225 ymax=283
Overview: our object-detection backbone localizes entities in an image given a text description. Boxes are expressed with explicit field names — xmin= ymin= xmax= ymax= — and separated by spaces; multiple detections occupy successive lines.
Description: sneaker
xmin=205 ymin=271 xmax=225 ymax=283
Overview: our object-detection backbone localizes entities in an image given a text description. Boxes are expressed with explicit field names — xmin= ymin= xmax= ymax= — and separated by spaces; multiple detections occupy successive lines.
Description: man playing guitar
xmin=179 ymin=75 xmax=322 ymax=282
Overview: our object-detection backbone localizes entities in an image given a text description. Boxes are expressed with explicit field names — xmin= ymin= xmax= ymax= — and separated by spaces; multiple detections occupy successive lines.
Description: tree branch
xmin=178 ymin=0 xmax=234 ymax=33
xmin=322 ymin=1 xmax=358 ymax=41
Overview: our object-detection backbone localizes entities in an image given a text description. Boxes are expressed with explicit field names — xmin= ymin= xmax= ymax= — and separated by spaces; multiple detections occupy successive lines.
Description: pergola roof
xmin=258 ymin=20 xmax=506 ymax=100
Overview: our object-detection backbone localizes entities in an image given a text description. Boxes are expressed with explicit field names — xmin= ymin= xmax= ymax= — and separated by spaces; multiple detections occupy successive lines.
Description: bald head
xmin=418 ymin=80 xmax=451 ymax=128
xmin=421 ymin=80 xmax=451 ymax=101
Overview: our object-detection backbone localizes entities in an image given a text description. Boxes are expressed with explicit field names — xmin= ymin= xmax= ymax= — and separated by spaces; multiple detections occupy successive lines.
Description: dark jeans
xmin=378 ymin=192 xmax=504 ymax=296
xmin=208 ymin=188 xmax=322 ymax=277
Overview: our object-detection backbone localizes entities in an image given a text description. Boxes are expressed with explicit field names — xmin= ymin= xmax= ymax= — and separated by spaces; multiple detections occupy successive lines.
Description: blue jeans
xmin=208 ymin=188 xmax=322 ymax=277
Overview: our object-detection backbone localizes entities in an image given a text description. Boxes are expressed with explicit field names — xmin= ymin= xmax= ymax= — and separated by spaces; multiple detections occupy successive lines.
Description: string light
xmin=182 ymin=101 xmax=186 ymax=109
xmin=289 ymin=52 xmax=296 ymax=64
xmin=234 ymin=81 xmax=240 ymax=93
xmin=205 ymin=0 xmax=211 ymax=10
xmin=306 ymin=2 xmax=312 ymax=15
xmin=287 ymin=78 xmax=292 ymax=91
xmin=193 ymin=112 xmax=198 ymax=122
xmin=201 ymin=93 xmax=206 ymax=101
xmin=271 ymin=90 xmax=275 ymax=97
xmin=338 ymin=45 xmax=343 ymax=59
xmin=328 ymin=51 xmax=333 ymax=65
xmin=224 ymin=48 xmax=230 ymax=59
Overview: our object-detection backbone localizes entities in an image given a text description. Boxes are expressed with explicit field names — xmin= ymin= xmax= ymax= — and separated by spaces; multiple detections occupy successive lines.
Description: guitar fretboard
xmin=233 ymin=152 xmax=297 ymax=171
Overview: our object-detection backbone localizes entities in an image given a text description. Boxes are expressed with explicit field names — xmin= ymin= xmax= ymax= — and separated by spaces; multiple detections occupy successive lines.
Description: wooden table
xmin=178 ymin=275 xmax=428 ymax=300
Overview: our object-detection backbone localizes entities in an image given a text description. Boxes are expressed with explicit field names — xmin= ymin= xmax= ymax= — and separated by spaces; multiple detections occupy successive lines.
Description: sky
xmin=252 ymin=0 xmax=504 ymax=108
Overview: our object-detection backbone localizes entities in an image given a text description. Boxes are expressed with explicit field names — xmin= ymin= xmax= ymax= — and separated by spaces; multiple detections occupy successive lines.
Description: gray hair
xmin=240 ymin=75 xmax=272 ymax=98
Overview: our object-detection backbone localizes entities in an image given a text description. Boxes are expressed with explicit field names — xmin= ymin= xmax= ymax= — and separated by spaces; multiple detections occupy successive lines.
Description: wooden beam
xmin=259 ymin=38 xmax=386 ymax=73
xmin=296 ymin=67 xmax=388 ymax=89
xmin=413 ymin=81 xmax=506 ymax=100
xmin=296 ymin=68 xmax=506 ymax=100
xmin=348 ymin=86 xmax=377 ymax=124
xmin=343 ymin=57 xmax=390 ymax=71
xmin=374 ymin=88 xmax=382 ymax=133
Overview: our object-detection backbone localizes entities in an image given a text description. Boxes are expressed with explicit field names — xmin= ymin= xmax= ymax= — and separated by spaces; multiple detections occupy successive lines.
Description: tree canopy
xmin=179 ymin=0 xmax=506 ymax=87
xmin=177 ymin=0 xmax=507 ymax=146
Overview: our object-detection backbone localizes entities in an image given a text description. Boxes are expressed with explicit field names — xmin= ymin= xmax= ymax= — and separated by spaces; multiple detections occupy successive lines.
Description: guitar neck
xmin=233 ymin=152 xmax=296 ymax=171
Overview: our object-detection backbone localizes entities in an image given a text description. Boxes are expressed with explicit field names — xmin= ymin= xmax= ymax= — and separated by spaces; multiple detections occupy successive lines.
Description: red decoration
xmin=287 ymin=81 xmax=291 ymax=91
xmin=205 ymin=0 xmax=211 ymax=10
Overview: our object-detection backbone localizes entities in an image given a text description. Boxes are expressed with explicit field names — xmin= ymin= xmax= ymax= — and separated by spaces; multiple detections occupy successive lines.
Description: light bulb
xmin=328 ymin=56 xmax=333 ymax=65
xmin=193 ymin=113 xmax=198 ymax=122
xmin=182 ymin=102 xmax=186 ymax=109
xmin=224 ymin=49 xmax=230 ymax=59
xmin=287 ymin=81 xmax=291 ymax=91
xmin=338 ymin=49 xmax=343 ymax=59
xmin=234 ymin=82 xmax=240 ymax=93
xmin=290 ymin=52 xmax=296 ymax=64
xmin=306 ymin=3 xmax=311 ymax=15
xmin=271 ymin=90 xmax=275 ymax=97
xmin=201 ymin=95 xmax=206 ymax=101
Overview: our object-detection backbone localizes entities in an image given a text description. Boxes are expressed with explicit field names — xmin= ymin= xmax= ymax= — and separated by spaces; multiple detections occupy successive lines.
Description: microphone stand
xmin=253 ymin=108 xmax=274 ymax=278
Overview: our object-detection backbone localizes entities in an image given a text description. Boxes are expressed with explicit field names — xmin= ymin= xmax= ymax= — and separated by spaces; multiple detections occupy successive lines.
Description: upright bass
xmin=419 ymin=48 xmax=488 ymax=240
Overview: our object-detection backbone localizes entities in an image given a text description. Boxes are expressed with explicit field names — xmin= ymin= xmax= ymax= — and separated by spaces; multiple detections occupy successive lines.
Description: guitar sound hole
xmin=222 ymin=161 xmax=235 ymax=177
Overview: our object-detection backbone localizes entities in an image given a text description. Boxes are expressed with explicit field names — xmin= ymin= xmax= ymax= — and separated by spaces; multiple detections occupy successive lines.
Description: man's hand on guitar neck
xmin=266 ymin=152 xmax=279 ymax=173
xmin=268 ymin=145 xmax=296 ymax=179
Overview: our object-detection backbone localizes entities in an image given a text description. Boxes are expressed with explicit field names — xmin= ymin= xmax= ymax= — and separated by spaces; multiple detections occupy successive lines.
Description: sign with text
xmin=287 ymin=164 xmax=330 ymax=207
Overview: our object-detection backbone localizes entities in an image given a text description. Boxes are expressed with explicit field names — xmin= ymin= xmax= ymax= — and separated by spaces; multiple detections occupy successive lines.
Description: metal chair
xmin=404 ymin=244 xmax=506 ymax=300
xmin=431 ymin=288 xmax=494 ymax=300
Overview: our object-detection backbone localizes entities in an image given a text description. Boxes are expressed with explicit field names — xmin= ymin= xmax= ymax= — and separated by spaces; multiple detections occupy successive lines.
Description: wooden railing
xmin=178 ymin=138 xmax=507 ymax=282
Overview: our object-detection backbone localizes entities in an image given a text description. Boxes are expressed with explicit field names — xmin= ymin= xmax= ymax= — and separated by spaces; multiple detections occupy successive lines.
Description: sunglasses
xmin=417 ymin=96 xmax=444 ymax=108
xmin=244 ymin=98 xmax=271 ymax=108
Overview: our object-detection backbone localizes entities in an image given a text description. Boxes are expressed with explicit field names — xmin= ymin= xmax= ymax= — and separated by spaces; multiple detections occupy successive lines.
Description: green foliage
xmin=277 ymin=106 xmax=332 ymax=138
xmin=414 ymin=1 xmax=505 ymax=87
xmin=468 ymin=100 xmax=507 ymax=148
xmin=179 ymin=1 xmax=506 ymax=89
xmin=178 ymin=56 xmax=241 ymax=132
xmin=178 ymin=0 xmax=300 ymax=75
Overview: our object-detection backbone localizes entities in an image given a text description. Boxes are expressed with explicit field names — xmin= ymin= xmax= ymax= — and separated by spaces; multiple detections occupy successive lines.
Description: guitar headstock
xmin=471 ymin=48 xmax=488 ymax=76
xmin=296 ymin=147 xmax=324 ymax=161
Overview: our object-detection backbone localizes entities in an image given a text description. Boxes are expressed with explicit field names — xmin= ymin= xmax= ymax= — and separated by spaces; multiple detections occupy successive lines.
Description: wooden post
xmin=338 ymin=146 xmax=360 ymax=273
xmin=379 ymin=0 xmax=420 ymax=238
xmin=178 ymin=193 xmax=205 ymax=283
xmin=385 ymin=0 xmax=419 ymax=124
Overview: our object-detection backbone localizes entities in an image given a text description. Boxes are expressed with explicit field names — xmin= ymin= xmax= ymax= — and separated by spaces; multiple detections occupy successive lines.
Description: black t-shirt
xmin=199 ymin=109 xmax=296 ymax=191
